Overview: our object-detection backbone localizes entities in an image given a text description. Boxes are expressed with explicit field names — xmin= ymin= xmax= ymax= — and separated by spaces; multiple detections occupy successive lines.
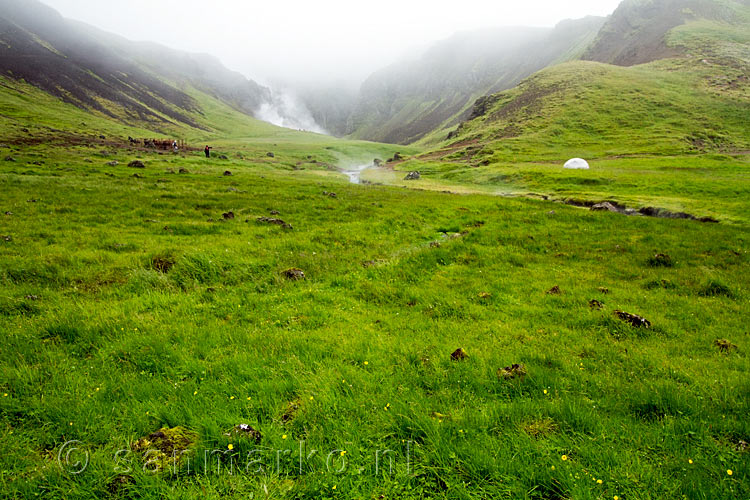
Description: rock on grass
xmin=613 ymin=310 xmax=651 ymax=328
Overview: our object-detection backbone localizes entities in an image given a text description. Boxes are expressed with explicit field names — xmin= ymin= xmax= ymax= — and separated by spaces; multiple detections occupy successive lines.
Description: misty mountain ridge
xmin=342 ymin=16 xmax=606 ymax=144
xmin=1 ymin=0 xmax=747 ymax=146
xmin=0 ymin=0 xmax=321 ymax=133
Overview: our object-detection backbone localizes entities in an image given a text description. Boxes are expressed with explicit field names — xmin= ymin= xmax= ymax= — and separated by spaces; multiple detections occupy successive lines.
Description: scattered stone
xmin=27 ymin=199 xmax=37 ymax=203
xmin=430 ymin=241 xmax=441 ymax=248
xmin=99 ymin=135 xmax=106 ymax=140
xmin=257 ymin=217 xmax=291 ymax=229
xmin=165 ymin=168 xmax=176 ymax=174
xmin=648 ymin=253 xmax=674 ymax=267
xmin=737 ymin=440 xmax=748 ymax=452
xmin=387 ymin=152 xmax=404 ymax=163
xmin=227 ymin=187 xmax=238 ymax=192
xmin=498 ymin=364 xmax=527 ymax=380
xmin=83 ymin=158 xmax=93 ymax=163
xmin=598 ymin=287 xmax=610 ymax=294
xmin=132 ymin=173 xmax=143 ymax=178
xmin=547 ymin=210 xmax=556 ymax=215
xmin=547 ymin=285 xmax=562 ymax=295
xmin=3 ymin=235 xmax=13 ymax=242
xmin=591 ymin=202 xmax=619 ymax=212
xmin=4 ymin=156 xmax=16 ymax=162
xmin=222 ymin=211 xmax=235 ymax=220
xmin=323 ymin=191 xmax=337 ymax=198
xmin=362 ymin=260 xmax=377 ymax=268
xmin=223 ymin=170 xmax=232 ymax=176
xmin=4 ymin=211 xmax=12 ymax=216
xmin=128 ymin=160 xmax=145 ymax=168
xmin=219 ymin=154 xmax=228 ymax=160
xmin=269 ymin=210 xmax=280 ymax=215
xmin=282 ymin=268 xmax=305 ymax=280
xmin=179 ymin=168 xmax=189 ymax=174
xmin=106 ymin=161 xmax=119 ymax=166
xmin=589 ymin=299 xmax=604 ymax=310
xmin=25 ymin=294 xmax=40 ymax=300
xmin=478 ymin=292 xmax=491 ymax=299
xmin=404 ymin=171 xmax=421 ymax=181
xmin=373 ymin=158 xmax=383 ymax=167
xmin=613 ymin=310 xmax=651 ymax=328
xmin=281 ymin=400 xmax=300 ymax=422
xmin=266 ymin=152 xmax=275 ymax=158
xmin=227 ymin=424 xmax=262 ymax=443
xmin=450 ymin=348 xmax=468 ymax=361
xmin=714 ymin=339 xmax=737 ymax=353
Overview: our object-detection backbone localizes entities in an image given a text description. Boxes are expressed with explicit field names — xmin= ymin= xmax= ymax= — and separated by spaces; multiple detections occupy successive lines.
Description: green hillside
xmin=385 ymin=4 xmax=750 ymax=222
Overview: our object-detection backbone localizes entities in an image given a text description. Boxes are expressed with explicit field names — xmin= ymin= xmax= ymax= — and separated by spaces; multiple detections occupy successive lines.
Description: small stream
xmin=340 ymin=164 xmax=372 ymax=184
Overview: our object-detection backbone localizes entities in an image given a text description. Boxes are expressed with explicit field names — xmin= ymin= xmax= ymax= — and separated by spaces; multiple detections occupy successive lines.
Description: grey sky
xmin=41 ymin=0 xmax=623 ymax=86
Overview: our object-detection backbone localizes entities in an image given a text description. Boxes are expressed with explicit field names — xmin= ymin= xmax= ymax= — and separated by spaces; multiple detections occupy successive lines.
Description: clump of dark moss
xmin=132 ymin=426 xmax=198 ymax=472
xmin=644 ymin=279 xmax=677 ymax=290
xmin=450 ymin=348 xmax=468 ymax=361
xmin=522 ymin=417 xmax=558 ymax=438
xmin=699 ymin=280 xmax=734 ymax=298
xmin=281 ymin=399 xmax=301 ymax=423
xmin=498 ymin=363 xmax=527 ymax=380
xmin=647 ymin=253 xmax=674 ymax=267
xmin=714 ymin=339 xmax=737 ymax=353
xmin=150 ymin=253 xmax=176 ymax=273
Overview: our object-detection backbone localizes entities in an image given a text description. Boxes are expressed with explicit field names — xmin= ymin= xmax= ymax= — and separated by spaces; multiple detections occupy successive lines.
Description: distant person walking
xmin=204 ymin=145 xmax=212 ymax=158
xmin=172 ymin=140 xmax=178 ymax=153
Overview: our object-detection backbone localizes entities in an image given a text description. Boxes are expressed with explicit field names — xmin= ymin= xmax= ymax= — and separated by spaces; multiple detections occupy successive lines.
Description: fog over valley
xmin=36 ymin=0 xmax=623 ymax=134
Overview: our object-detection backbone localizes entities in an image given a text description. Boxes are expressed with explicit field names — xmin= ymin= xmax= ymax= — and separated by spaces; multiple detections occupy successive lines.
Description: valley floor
xmin=0 ymin=141 xmax=748 ymax=499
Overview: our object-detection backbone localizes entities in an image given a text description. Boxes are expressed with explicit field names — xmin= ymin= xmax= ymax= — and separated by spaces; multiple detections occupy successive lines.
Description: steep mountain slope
xmin=0 ymin=0 xmax=270 ymax=132
xmin=345 ymin=16 xmax=606 ymax=145
xmin=582 ymin=0 xmax=750 ymax=65
xmin=434 ymin=0 xmax=750 ymax=159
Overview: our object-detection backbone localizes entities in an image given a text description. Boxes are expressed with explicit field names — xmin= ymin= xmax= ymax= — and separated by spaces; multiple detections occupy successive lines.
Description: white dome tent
xmin=564 ymin=158 xmax=590 ymax=170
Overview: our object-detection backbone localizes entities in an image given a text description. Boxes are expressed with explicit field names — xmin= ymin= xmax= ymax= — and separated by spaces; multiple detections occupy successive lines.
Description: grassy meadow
xmin=1 ymin=139 xmax=748 ymax=499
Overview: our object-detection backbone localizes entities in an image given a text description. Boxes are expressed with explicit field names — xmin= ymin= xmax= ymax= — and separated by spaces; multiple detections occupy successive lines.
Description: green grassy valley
xmin=1 ymin=142 xmax=748 ymax=499
xmin=1 ymin=0 xmax=749 ymax=498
